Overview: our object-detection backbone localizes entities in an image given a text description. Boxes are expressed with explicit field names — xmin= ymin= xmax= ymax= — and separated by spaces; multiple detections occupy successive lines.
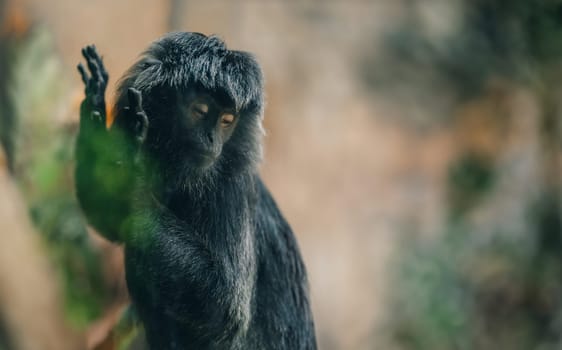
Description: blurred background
xmin=2 ymin=0 xmax=562 ymax=349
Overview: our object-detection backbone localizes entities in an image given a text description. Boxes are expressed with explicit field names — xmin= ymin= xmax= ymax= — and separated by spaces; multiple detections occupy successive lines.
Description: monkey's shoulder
xmin=253 ymin=177 xmax=308 ymax=282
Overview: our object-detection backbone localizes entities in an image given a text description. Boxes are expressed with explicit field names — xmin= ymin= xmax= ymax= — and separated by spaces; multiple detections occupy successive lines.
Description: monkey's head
xmin=114 ymin=32 xmax=264 ymax=189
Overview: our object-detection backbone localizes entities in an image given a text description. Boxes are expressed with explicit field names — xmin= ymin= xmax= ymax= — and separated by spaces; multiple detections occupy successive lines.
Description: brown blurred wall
xmin=10 ymin=1 xmax=456 ymax=349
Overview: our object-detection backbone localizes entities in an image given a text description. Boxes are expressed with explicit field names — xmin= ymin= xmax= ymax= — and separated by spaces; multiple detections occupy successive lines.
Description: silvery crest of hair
xmin=125 ymin=32 xmax=264 ymax=116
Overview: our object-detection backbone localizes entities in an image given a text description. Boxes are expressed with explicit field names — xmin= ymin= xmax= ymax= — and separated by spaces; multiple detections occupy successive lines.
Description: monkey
xmin=75 ymin=32 xmax=317 ymax=349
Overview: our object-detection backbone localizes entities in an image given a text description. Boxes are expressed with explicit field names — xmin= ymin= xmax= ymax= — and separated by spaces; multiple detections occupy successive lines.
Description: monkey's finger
xmin=127 ymin=88 xmax=143 ymax=113
xmin=81 ymin=46 xmax=89 ymax=61
xmin=86 ymin=54 xmax=103 ymax=83
xmin=81 ymin=46 xmax=103 ymax=96
xmin=83 ymin=46 xmax=103 ymax=85
xmin=77 ymin=63 xmax=89 ymax=86
xmin=81 ymin=46 xmax=94 ymax=70
xmin=135 ymin=112 xmax=149 ymax=144
xmin=127 ymin=88 xmax=141 ymax=106
xmin=87 ymin=46 xmax=104 ymax=69
xmin=87 ymin=45 xmax=106 ymax=71
xmin=88 ymin=45 xmax=100 ymax=58
xmin=88 ymin=46 xmax=109 ymax=83
xmin=99 ymin=57 xmax=109 ymax=84
xmin=86 ymin=44 xmax=96 ymax=56
xmin=84 ymin=45 xmax=98 ymax=64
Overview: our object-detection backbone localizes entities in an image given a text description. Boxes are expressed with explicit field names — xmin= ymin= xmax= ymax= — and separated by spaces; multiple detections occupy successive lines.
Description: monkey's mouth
xmin=188 ymin=150 xmax=219 ymax=169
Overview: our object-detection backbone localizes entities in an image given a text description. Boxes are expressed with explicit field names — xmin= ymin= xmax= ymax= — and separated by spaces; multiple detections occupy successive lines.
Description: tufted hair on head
xmin=115 ymin=32 xmax=264 ymax=117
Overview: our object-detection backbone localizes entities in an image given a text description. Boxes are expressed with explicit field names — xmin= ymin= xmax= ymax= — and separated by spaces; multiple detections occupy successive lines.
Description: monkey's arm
xmin=75 ymin=46 xmax=147 ymax=242
xmin=127 ymin=199 xmax=255 ymax=344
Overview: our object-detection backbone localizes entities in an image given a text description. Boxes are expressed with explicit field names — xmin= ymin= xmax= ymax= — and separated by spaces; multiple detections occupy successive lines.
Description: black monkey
xmin=75 ymin=32 xmax=317 ymax=349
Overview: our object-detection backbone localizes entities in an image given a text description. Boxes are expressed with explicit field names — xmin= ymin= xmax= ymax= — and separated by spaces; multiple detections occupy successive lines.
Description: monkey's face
xmin=169 ymin=90 xmax=238 ymax=170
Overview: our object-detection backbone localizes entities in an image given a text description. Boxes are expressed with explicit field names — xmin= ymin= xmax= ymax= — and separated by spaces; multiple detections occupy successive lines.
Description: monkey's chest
xmin=123 ymin=245 xmax=200 ymax=348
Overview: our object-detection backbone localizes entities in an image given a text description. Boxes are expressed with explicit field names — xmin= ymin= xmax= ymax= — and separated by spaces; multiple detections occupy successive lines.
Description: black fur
xmin=75 ymin=32 xmax=316 ymax=349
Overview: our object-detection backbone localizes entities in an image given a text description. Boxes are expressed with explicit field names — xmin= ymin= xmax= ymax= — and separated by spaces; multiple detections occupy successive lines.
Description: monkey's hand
xmin=123 ymin=88 xmax=149 ymax=147
xmin=77 ymin=45 xmax=108 ymax=130
xmin=76 ymin=45 xmax=135 ymax=242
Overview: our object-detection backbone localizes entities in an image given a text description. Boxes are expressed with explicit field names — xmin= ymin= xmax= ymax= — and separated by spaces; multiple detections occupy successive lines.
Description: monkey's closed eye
xmin=221 ymin=113 xmax=235 ymax=127
xmin=192 ymin=103 xmax=209 ymax=118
